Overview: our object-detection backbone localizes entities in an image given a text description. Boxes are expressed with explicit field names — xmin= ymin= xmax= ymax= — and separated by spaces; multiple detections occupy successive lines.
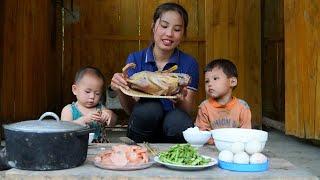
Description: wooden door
xmin=284 ymin=0 xmax=320 ymax=139
xmin=0 ymin=0 xmax=61 ymax=138
xmin=261 ymin=0 xmax=285 ymax=122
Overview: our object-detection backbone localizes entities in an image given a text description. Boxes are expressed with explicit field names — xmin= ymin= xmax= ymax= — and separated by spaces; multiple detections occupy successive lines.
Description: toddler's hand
xmin=100 ymin=109 xmax=115 ymax=126
xmin=83 ymin=111 xmax=101 ymax=124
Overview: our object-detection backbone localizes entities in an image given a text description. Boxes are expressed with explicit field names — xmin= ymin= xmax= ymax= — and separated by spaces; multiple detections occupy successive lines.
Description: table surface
xmin=2 ymin=143 xmax=318 ymax=180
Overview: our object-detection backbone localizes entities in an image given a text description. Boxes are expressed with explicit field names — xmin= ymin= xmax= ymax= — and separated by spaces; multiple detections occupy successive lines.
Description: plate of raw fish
xmin=94 ymin=144 xmax=154 ymax=170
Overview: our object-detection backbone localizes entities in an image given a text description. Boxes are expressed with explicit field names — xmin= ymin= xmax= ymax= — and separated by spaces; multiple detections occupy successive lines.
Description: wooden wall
xmin=63 ymin=0 xmax=262 ymax=127
xmin=3 ymin=0 xmax=320 ymax=140
xmin=0 ymin=0 xmax=61 ymax=137
xmin=0 ymin=0 xmax=262 ymax=136
xmin=284 ymin=0 xmax=320 ymax=139
xmin=205 ymin=0 xmax=261 ymax=127
xmin=62 ymin=0 xmax=206 ymax=112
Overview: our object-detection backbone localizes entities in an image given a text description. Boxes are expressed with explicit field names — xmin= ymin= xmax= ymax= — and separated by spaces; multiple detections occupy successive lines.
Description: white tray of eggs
xmin=211 ymin=128 xmax=269 ymax=172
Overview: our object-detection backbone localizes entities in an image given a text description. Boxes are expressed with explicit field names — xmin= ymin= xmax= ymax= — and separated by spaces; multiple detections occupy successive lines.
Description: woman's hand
xmin=110 ymin=72 xmax=129 ymax=92
xmin=171 ymin=86 xmax=188 ymax=104
xmin=172 ymin=87 xmax=196 ymax=116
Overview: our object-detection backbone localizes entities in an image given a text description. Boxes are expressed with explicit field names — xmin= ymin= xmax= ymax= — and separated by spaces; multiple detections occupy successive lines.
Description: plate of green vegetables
xmin=154 ymin=144 xmax=217 ymax=170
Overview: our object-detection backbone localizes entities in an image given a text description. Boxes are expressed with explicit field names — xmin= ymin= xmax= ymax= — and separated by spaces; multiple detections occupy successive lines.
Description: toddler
xmin=61 ymin=66 xmax=117 ymax=142
xmin=195 ymin=59 xmax=251 ymax=144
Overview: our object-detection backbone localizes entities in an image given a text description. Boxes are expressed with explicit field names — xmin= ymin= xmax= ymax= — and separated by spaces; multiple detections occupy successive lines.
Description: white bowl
xmin=211 ymin=128 xmax=268 ymax=152
xmin=183 ymin=129 xmax=211 ymax=147
xmin=88 ymin=133 xmax=94 ymax=144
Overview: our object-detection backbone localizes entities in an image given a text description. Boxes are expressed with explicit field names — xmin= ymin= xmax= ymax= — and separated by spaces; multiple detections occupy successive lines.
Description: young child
xmin=61 ymin=66 xmax=117 ymax=142
xmin=195 ymin=59 xmax=251 ymax=144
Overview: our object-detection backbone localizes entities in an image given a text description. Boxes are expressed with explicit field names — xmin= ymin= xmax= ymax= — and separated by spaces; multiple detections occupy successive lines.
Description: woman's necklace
xmin=153 ymin=51 xmax=168 ymax=71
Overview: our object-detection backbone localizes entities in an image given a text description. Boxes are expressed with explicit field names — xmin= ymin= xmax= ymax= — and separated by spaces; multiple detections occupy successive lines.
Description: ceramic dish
xmin=218 ymin=160 xmax=269 ymax=172
xmin=154 ymin=155 xmax=217 ymax=171
xmin=94 ymin=159 xmax=155 ymax=171
xmin=120 ymin=87 xmax=177 ymax=99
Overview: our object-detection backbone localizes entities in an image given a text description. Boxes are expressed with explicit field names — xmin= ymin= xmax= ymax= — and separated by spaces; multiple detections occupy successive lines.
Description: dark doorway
xmin=261 ymin=0 xmax=285 ymax=129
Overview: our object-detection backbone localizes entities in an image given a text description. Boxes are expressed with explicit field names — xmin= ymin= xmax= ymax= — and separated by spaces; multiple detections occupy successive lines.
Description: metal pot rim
xmin=3 ymin=112 xmax=88 ymax=133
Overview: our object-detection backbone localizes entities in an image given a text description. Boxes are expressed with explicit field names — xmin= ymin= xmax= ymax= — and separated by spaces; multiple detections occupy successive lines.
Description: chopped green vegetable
xmin=159 ymin=144 xmax=211 ymax=166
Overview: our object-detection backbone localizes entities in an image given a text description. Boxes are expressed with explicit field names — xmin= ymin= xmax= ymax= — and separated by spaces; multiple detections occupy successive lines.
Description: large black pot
xmin=3 ymin=112 xmax=93 ymax=170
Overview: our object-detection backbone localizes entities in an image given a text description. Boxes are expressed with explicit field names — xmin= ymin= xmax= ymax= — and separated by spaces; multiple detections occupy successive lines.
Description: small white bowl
xmin=88 ymin=133 xmax=94 ymax=144
xmin=211 ymin=128 xmax=268 ymax=152
xmin=183 ymin=129 xmax=211 ymax=147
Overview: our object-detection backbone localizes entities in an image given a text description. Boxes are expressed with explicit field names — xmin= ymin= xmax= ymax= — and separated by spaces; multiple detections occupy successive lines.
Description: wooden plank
xmin=197 ymin=0 xmax=205 ymax=40
xmin=262 ymin=116 xmax=285 ymax=132
xmin=139 ymin=0 xmax=158 ymax=40
xmin=238 ymin=0 xmax=261 ymax=128
xmin=245 ymin=0 xmax=262 ymax=127
xmin=205 ymin=0 xmax=214 ymax=62
xmin=0 ymin=0 xmax=18 ymax=127
xmin=284 ymin=0 xmax=302 ymax=137
xmin=228 ymin=0 xmax=239 ymax=61
xmin=305 ymin=0 xmax=320 ymax=139
xmin=263 ymin=0 xmax=284 ymax=39
xmin=0 ymin=0 xmax=3 ymax=139
xmin=119 ymin=0 xmax=139 ymax=36
xmin=179 ymin=0 xmax=198 ymax=39
xmin=303 ymin=1 xmax=316 ymax=139
xmin=295 ymin=0 xmax=308 ymax=138
xmin=212 ymin=0 xmax=229 ymax=57
xmin=284 ymin=0 xmax=320 ymax=139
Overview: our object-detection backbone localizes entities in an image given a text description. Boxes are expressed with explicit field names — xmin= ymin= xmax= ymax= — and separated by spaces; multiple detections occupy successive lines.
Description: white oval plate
xmin=154 ymin=155 xmax=218 ymax=170
xmin=94 ymin=160 xmax=155 ymax=171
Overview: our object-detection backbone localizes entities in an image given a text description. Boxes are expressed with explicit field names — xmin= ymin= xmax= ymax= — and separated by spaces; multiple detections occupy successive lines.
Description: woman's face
xmin=153 ymin=10 xmax=184 ymax=52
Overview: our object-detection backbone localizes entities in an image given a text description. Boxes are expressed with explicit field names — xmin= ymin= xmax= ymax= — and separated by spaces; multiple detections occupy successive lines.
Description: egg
xmin=250 ymin=153 xmax=268 ymax=164
xmin=218 ymin=150 xmax=234 ymax=163
xmin=231 ymin=142 xmax=245 ymax=154
xmin=245 ymin=140 xmax=262 ymax=154
xmin=233 ymin=151 xmax=249 ymax=164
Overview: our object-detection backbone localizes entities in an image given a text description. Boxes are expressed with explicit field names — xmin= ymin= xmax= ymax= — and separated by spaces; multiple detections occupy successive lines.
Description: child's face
xmin=72 ymin=74 xmax=103 ymax=108
xmin=153 ymin=10 xmax=184 ymax=52
xmin=205 ymin=67 xmax=235 ymax=99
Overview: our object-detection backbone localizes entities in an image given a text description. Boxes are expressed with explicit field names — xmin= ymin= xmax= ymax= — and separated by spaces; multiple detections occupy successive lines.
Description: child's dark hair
xmin=152 ymin=2 xmax=188 ymax=36
xmin=204 ymin=58 xmax=238 ymax=78
xmin=74 ymin=66 xmax=105 ymax=85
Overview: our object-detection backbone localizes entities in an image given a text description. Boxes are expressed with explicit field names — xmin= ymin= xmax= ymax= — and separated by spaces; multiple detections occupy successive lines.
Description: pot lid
xmin=3 ymin=112 xmax=87 ymax=133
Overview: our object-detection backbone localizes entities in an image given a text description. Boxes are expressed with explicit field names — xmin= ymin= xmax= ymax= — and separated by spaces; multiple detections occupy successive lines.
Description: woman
xmin=110 ymin=2 xmax=199 ymax=143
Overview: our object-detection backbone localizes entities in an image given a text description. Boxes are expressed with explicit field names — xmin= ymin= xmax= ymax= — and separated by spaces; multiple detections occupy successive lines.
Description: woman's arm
xmin=116 ymin=90 xmax=137 ymax=114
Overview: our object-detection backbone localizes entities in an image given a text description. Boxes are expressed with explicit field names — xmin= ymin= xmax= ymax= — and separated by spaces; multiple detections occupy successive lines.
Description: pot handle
xmin=38 ymin=112 xmax=60 ymax=122
xmin=75 ymin=128 xmax=95 ymax=136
